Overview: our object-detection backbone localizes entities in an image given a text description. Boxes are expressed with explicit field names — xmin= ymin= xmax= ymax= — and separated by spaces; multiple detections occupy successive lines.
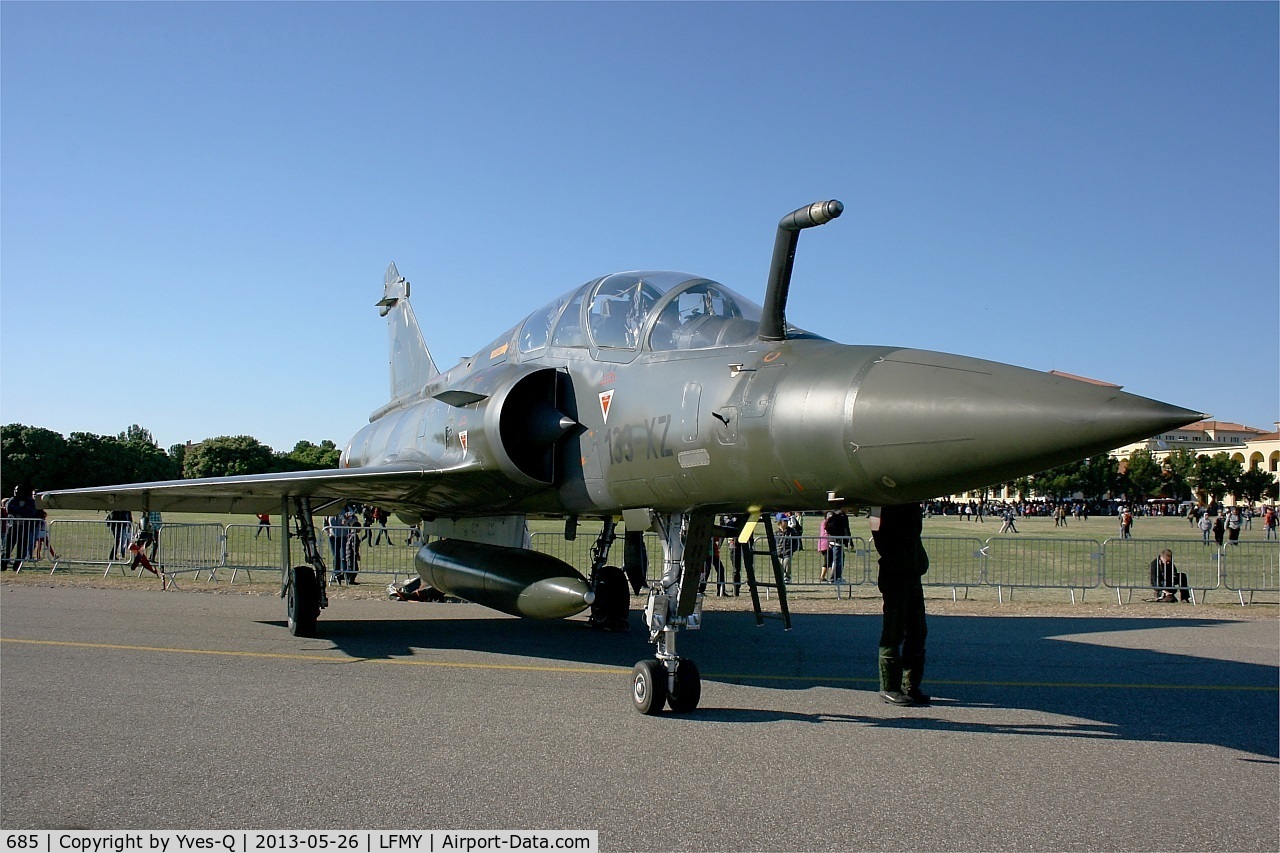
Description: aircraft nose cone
xmin=849 ymin=349 xmax=1203 ymax=502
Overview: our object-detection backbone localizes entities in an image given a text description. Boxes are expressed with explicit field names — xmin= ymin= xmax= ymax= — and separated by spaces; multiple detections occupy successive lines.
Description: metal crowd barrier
xmin=777 ymin=536 xmax=871 ymax=587
xmin=220 ymin=523 xmax=424 ymax=584
xmin=347 ymin=525 xmax=421 ymax=582
xmin=13 ymin=519 xmax=221 ymax=589
xmin=530 ymin=531 xmax=872 ymax=592
xmin=1101 ymin=537 xmax=1221 ymax=605
xmin=152 ymin=523 xmax=225 ymax=585
xmin=222 ymin=523 xmax=284 ymax=581
xmin=919 ymin=536 xmax=988 ymax=599
xmin=27 ymin=519 xmax=142 ymax=575
xmin=2 ymin=517 xmax=47 ymax=571
xmin=11 ymin=518 xmax=1279 ymax=606
xmin=528 ymin=531 xmax=600 ymax=572
xmin=1219 ymin=540 xmax=1280 ymax=605
xmin=981 ymin=536 xmax=1105 ymax=603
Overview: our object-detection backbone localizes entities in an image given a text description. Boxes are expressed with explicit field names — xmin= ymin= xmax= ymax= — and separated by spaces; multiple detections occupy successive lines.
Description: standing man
xmin=342 ymin=513 xmax=362 ymax=585
xmin=2 ymin=484 xmax=40 ymax=571
xmin=1226 ymin=508 xmax=1242 ymax=545
xmin=870 ymin=503 xmax=930 ymax=706
xmin=373 ymin=507 xmax=392 ymax=545
xmin=722 ymin=512 xmax=753 ymax=596
xmin=773 ymin=517 xmax=795 ymax=584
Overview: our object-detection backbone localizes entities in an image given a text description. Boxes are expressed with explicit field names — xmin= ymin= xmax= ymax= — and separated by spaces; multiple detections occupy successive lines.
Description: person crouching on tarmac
xmin=870 ymin=503 xmax=930 ymax=706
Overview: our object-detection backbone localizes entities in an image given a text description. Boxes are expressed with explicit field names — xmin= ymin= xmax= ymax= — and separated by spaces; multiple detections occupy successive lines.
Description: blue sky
xmin=3 ymin=2 xmax=1276 ymax=455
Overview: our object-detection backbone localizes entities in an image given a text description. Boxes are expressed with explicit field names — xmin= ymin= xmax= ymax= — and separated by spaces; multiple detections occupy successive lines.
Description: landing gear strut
xmin=631 ymin=512 xmax=708 ymax=715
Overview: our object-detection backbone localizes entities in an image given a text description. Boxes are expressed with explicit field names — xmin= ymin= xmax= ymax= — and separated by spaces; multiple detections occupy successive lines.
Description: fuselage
xmin=341 ymin=271 xmax=1200 ymax=521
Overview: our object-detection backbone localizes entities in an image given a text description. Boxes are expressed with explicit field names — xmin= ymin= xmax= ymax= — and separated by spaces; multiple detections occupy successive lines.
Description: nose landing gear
xmin=630 ymin=512 xmax=709 ymax=715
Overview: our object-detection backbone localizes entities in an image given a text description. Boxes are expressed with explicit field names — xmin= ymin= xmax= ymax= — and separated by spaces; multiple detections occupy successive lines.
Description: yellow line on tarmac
xmin=3 ymin=637 xmax=1275 ymax=692
xmin=0 ymin=637 xmax=622 ymax=675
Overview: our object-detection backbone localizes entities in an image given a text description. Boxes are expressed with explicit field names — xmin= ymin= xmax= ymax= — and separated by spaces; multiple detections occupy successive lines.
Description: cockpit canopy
xmin=518 ymin=271 xmax=805 ymax=356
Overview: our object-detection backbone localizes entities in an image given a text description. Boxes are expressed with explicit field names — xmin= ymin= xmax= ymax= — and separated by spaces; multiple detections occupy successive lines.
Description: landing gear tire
xmin=287 ymin=565 xmax=321 ymax=638
xmin=631 ymin=659 xmax=668 ymax=715
xmin=667 ymin=658 xmax=701 ymax=714
xmin=588 ymin=565 xmax=630 ymax=632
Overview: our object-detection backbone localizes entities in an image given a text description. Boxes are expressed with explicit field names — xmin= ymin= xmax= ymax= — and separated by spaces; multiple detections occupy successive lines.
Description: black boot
xmin=879 ymin=648 xmax=910 ymax=705
xmin=902 ymin=655 xmax=930 ymax=705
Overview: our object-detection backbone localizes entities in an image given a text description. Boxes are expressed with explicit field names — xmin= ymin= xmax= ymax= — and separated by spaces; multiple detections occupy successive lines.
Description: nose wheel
xmin=631 ymin=660 xmax=666 ymax=714
xmin=631 ymin=657 xmax=701 ymax=715
xmin=667 ymin=657 xmax=701 ymax=713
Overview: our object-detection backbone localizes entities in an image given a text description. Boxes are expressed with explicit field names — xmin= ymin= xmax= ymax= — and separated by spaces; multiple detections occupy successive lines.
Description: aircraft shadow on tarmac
xmin=262 ymin=606 xmax=1278 ymax=760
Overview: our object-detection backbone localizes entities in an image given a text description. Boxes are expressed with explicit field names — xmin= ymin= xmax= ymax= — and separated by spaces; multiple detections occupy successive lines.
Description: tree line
xmin=3 ymin=422 xmax=1274 ymax=506
xmin=1008 ymin=448 xmax=1276 ymax=507
xmin=1 ymin=423 xmax=340 ymax=496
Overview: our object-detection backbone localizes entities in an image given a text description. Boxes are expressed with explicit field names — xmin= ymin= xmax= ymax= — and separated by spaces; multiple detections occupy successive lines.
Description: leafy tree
xmin=1235 ymin=467 xmax=1276 ymax=505
xmin=67 ymin=432 xmax=136 ymax=487
xmin=1122 ymin=449 xmax=1164 ymax=501
xmin=120 ymin=424 xmax=156 ymax=445
xmin=284 ymin=439 xmax=341 ymax=471
xmin=1010 ymin=476 xmax=1034 ymax=501
xmin=1 ymin=424 xmax=72 ymax=494
xmin=4 ymin=424 xmax=344 ymax=490
xmin=1162 ymin=448 xmax=1199 ymax=502
xmin=118 ymin=424 xmax=180 ymax=482
xmin=1191 ymin=453 xmax=1240 ymax=506
xmin=1030 ymin=460 xmax=1084 ymax=500
xmin=183 ymin=435 xmax=275 ymax=478
xmin=1077 ymin=455 xmax=1120 ymax=502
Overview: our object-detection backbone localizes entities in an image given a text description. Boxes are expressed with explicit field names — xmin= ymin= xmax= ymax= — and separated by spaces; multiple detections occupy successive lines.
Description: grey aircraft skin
xmin=41 ymin=201 xmax=1203 ymax=714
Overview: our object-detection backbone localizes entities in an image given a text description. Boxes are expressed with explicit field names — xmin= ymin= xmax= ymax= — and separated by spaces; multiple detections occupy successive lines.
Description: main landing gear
xmin=630 ymin=512 xmax=708 ymax=715
xmin=280 ymin=497 xmax=330 ymax=638
xmin=286 ymin=565 xmax=322 ymax=637
xmin=585 ymin=518 xmax=631 ymax=633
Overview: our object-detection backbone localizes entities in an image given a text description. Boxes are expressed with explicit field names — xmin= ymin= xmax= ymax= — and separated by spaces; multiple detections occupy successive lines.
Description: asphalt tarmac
xmin=1 ymin=584 xmax=1276 ymax=851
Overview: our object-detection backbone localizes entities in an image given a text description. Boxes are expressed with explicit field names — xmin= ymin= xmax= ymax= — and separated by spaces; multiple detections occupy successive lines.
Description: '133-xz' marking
xmin=604 ymin=415 xmax=674 ymax=465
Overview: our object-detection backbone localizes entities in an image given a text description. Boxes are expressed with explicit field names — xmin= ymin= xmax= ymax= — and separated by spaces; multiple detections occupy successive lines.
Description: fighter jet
xmin=41 ymin=200 xmax=1202 ymax=714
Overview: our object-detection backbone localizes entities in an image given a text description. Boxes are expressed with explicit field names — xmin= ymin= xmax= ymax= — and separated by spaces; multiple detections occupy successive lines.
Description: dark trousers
xmin=878 ymin=561 xmax=928 ymax=692
xmin=1151 ymin=563 xmax=1190 ymax=600
xmin=730 ymin=541 xmax=753 ymax=595
xmin=4 ymin=526 xmax=33 ymax=570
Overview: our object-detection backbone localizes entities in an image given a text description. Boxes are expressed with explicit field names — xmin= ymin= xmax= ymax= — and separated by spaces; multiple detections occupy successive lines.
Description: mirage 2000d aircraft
xmin=42 ymin=200 xmax=1202 ymax=714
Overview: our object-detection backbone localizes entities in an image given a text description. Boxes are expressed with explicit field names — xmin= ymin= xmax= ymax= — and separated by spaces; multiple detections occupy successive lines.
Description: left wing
xmin=39 ymin=460 xmax=510 ymax=517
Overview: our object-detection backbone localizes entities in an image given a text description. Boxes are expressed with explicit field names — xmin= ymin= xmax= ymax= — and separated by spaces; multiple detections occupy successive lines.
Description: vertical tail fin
xmin=377 ymin=263 xmax=439 ymax=403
